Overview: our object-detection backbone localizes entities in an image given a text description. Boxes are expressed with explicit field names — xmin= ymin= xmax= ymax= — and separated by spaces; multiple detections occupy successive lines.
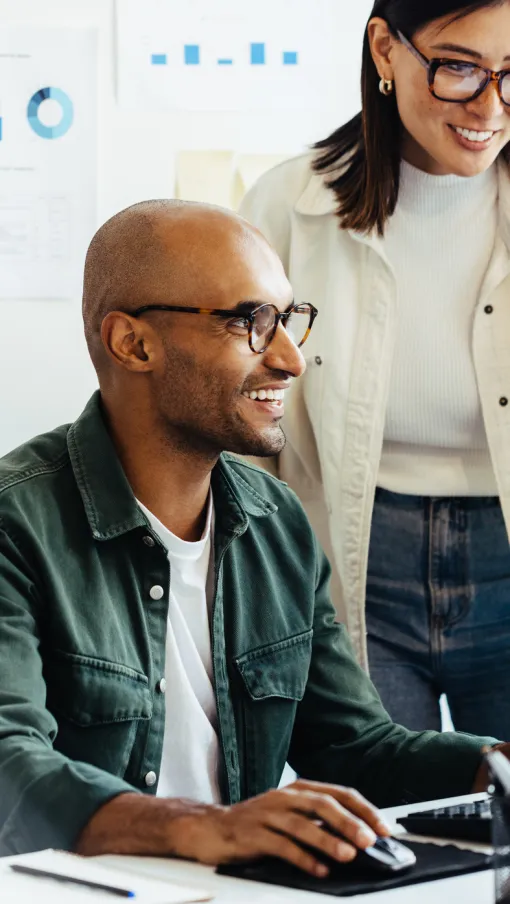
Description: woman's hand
xmin=472 ymin=743 xmax=510 ymax=792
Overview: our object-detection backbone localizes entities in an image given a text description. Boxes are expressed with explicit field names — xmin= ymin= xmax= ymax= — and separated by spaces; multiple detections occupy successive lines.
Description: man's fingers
xmin=290 ymin=781 xmax=392 ymax=837
xmin=262 ymin=787 xmax=376 ymax=850
xmin=266 ymin=810 xmax=357 ymax=864
xmin=332 ymin=788 xmax=392 ymax=837
xmin=297 ymin=792 xmax=377 ymax=848
xmin=261 ymin=830 xmax=332 ymax=877
xmin=208 ymin=783 xmax=392 ymax=879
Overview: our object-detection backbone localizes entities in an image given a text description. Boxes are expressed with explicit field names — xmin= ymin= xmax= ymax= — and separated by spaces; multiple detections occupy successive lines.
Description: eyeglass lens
xmin=251 ymin=305 xmax=312 ymax=352
xmin=434 ymin=62 xmax=510 ymax=104
xmin=286 ymin=306 xmax=312 ymax=347
xmin=251 ymin=306 xmax=277 ymax=352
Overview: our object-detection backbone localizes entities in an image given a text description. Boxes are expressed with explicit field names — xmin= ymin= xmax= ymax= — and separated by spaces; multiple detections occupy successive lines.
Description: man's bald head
xmin=82 ymin=199 xmax=270 ymax=372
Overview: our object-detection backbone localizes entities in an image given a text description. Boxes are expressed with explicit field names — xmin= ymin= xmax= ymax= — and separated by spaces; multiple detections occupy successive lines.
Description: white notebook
xmin=2 ymin=849 xmax=213 ymax=904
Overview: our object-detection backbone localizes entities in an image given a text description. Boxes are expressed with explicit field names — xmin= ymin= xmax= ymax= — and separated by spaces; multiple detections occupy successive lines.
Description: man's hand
xmin=178 ymin=779 xmax=392 ymax=877
xmin=76 ymin=780 xmax=391 ymax=878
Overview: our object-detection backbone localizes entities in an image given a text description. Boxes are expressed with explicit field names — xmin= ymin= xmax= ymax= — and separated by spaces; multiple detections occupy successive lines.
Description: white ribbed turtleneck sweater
xmin=378 ymin=160 xmax=499 ymax=497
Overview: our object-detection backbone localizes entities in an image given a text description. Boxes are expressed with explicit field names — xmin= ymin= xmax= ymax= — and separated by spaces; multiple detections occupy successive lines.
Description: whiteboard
xmin=116 ymin=0 xmax=376 ymax=152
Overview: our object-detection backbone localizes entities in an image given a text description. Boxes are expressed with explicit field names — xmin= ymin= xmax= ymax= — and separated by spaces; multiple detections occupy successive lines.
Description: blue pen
xmin=10 ymin=862 xmax=136 ymax=897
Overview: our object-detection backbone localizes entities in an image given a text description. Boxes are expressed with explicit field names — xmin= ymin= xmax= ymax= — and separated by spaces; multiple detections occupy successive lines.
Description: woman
xmin=240 ymin=0 xmax=510 ymax=735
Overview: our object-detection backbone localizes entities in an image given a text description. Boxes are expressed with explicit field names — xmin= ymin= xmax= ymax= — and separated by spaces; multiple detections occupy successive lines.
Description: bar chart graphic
xmin=117 ymin=0 xmax=336 ymax=113
xmin=149 ymin=41 xmax=300 ymax=68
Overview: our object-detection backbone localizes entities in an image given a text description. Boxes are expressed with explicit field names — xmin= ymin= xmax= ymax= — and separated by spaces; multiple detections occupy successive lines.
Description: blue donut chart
xmin=27 ymin=87 xmax=74 ymax=140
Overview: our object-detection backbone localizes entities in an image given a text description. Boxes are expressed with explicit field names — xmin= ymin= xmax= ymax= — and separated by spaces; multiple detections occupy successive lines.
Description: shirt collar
xmin=137 ymin=490 xmax=214 ymax=558
xmin=67 ymin=392 xmax=276 ymax=542
xmin=294 ymin=168 xmax=338 ymax=216
xmin=294 ymin=157 xmax=510 ymax=252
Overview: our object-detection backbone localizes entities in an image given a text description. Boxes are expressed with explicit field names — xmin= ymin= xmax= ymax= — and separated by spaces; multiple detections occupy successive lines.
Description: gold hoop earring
xmin=379 ymin=78 xmax=394 ymax=96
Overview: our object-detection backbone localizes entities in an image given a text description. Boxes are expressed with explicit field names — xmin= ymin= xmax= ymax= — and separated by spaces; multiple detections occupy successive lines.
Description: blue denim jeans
xmin=366 ymin=488 xmax=510 ymax=736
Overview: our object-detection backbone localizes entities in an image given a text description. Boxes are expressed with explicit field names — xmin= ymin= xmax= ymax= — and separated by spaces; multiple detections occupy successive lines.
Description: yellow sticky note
xmin=235 ymin=153 xmax=290 ymax=200
xmin=175 ymin=151 xmax=235 ymax=207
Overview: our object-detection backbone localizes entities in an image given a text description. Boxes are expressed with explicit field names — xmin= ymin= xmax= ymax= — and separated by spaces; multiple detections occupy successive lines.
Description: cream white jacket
xmin=240 ymin=153 xmax=510 ymax=669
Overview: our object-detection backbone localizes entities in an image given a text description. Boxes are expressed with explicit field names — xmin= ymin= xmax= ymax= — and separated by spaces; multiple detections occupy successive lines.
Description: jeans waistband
xmin=374 ymin=486 xmax=500 ymax=511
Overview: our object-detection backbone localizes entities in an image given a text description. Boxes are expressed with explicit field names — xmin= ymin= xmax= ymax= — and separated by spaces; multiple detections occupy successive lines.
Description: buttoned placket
xmin=472 ymin=232 xmax=510 ymax=541
xmin=134 ymin=528 xmax=171 ymax=794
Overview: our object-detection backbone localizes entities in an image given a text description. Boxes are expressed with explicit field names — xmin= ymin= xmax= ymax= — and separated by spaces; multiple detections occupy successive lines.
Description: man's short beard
xmin=158 ymin=409 xmax=286 ymax=460
xmin=224 ymin=423 xmax=286 ymax=458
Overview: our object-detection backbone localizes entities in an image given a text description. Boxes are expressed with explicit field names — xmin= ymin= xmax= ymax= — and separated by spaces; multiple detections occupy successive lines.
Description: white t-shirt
xmin=137 ymin=494 xmax=222 ymax=804
xmin=379 ymin=160 xmax=498 ymax=495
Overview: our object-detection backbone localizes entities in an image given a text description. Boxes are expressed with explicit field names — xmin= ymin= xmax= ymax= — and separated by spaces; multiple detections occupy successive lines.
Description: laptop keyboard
xmin=398 ymin=799 xmax=492 ymax=843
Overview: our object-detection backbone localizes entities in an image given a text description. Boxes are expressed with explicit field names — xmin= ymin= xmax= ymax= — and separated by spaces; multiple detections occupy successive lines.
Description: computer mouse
xmin=347 ymin=835 xmax=417 ymax=874
xmin=314 ymin=834 xmax=417 ymax=876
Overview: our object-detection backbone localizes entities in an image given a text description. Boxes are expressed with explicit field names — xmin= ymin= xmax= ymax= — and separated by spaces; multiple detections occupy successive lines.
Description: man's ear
xmin=101 ymin=311 xmax=156 ymax=372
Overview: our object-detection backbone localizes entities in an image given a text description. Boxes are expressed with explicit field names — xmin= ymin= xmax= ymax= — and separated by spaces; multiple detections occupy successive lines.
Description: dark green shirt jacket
xmin=0 ymin=393 xmax=495 ymax=856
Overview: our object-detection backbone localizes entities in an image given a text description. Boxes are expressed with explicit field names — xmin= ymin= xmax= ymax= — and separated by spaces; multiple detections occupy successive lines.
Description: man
xmin=0 ymin=201 xmax=504 ymax=875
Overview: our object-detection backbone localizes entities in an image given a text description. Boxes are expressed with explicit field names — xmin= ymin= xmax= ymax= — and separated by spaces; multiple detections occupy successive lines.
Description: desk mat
xmin=217 ymin=840 xmax=492 ymax=897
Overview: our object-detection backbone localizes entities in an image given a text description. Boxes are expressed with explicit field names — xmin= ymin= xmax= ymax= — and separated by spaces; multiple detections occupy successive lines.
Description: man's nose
xmin=263 ymin=321 xmax=307 ymax=377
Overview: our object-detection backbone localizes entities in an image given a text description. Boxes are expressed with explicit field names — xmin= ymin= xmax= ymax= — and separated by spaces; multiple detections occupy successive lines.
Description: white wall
xmin=0 ymin=0 xmax=374 ymax=454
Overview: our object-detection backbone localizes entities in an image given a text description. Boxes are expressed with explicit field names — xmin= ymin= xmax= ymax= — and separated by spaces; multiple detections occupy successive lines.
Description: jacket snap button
xmin=500 ymin=398 xmax=509 ymax=408
xmin=143 ymin=535 xmax=155 ymax=547
xmin=149 ymin=585 xmax=164 ymax=601
xmin=144 ymin=771 xmax=157 ymax=787
xmin=157 ymin=678 xmax=167 ymax=694
xmin=485 ymin=305 xmax=494 ymax=315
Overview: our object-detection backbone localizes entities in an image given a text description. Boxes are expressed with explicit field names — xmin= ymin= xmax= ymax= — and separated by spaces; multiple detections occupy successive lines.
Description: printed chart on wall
xmin=117 ymin=0 xmax=338 ymax=113
xmin=0 ymin=28 xmax=97 ymax=299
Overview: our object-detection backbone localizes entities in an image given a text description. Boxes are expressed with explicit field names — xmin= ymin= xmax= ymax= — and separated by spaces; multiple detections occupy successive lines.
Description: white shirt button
xmin=157 ymin=678 xmax=167 ymax=694
xmin=149 ymin=585 xmax=164 ymax=601
xmin=144 ymin=771 xmax=157 ymax=787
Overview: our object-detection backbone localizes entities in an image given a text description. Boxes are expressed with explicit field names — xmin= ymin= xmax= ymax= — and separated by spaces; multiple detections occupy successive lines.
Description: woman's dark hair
xmin=313 ymin=0 xmax=510 ymax=234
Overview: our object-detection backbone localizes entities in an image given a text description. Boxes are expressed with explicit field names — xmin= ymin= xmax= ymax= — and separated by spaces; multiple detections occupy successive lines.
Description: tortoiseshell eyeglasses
xmin=398 ymin=29 xmax=510 ymax=106
xmin=128 ymin=301 xmax=318 ymax=354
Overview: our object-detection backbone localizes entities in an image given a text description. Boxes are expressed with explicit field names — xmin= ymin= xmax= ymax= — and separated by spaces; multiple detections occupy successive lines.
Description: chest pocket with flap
xmin=46 ymin=651 xmax=152 ymax=726
xmin=235 ymin=630 xmax=313 ymax=702
xmin=44 ymin=651 xmax=152 ymax=778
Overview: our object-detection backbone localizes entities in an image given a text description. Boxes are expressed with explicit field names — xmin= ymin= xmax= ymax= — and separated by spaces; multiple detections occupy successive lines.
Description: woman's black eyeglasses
xmin=128 ymin=301 xmax=318 ymax=354
xmin=398 ymin=29 xmax=510 ymax=106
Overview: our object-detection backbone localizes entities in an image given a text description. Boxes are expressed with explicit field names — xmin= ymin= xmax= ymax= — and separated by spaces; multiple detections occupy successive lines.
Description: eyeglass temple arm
xmin=396 ymin=30 xmax=429 ymax=70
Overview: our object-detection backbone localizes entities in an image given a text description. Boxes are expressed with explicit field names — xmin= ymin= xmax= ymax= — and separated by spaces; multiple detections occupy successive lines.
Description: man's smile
xmin=242 ymin=388 xmax=285 ymax=401
xmin=241 ymin=385 xmax=287 ymax=417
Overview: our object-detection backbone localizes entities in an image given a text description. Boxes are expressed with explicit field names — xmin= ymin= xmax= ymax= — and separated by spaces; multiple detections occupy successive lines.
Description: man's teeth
xmin=454 ymin=126 xmax=494 ymax=142
xmin=242 ymin=389 xmax=285 ymax=401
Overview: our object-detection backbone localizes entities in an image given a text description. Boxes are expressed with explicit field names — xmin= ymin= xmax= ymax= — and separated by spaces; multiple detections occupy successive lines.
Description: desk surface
xmin=93 ymin=793 xmax=494 ymax=903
